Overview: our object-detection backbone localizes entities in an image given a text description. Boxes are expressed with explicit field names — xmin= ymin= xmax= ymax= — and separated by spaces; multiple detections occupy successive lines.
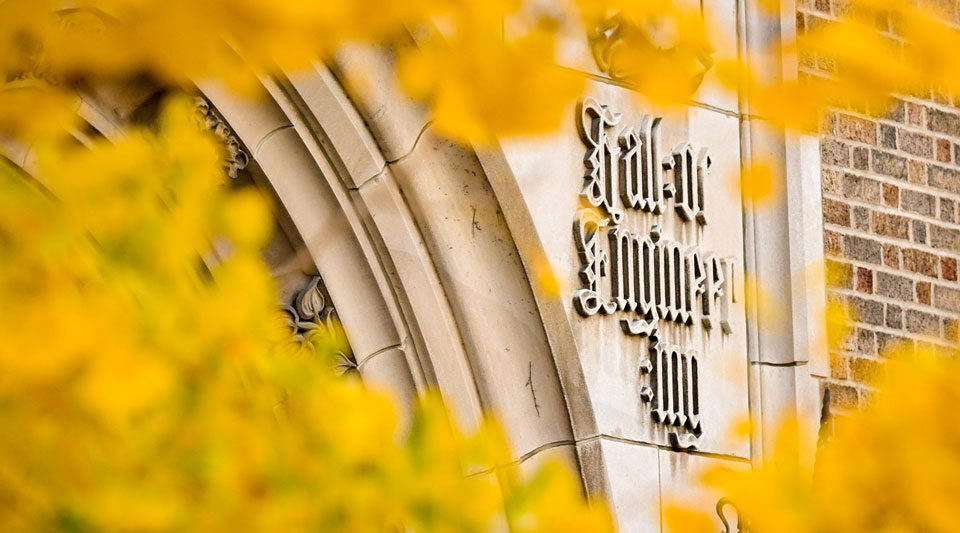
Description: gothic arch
xmin=198 ymin=49 xmax=589 ymax=472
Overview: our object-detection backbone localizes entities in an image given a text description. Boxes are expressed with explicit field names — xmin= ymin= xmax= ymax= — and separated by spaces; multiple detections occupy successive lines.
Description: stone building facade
xmin=4 ymin=1 xmax=957 ymax=532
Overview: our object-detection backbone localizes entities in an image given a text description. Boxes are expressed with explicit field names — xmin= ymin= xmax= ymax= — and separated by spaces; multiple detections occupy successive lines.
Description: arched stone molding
xmin=0 ymin=64 xmax=584 ymax=474
xmin=323 ymin=40 xmax=614 ymax=496
xmin=196 ymin=78 xmax=427 ymax=428
xmin=198 ymin=59 xmax=580 ymax=468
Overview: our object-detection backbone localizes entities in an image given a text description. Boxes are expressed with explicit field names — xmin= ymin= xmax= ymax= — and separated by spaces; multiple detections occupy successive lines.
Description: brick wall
xmin=798 ymin=3 xmax=960 ymax=411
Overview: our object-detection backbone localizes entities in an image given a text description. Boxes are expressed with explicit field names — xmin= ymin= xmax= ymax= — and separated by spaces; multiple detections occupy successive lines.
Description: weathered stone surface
xmin=589 ymin=440 xmax=661 ymax=532
xmin=659 ymin=451 xmax=749 ymax=533
xmin=496 ymin=85 xmax=752 ymax=460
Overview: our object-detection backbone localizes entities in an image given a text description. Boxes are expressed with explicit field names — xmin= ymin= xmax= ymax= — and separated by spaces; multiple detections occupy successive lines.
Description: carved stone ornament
xmin=280 ymin=276 xmax=358 ymax=376
xmin=194 ymin=96 xmax=250 ymax=179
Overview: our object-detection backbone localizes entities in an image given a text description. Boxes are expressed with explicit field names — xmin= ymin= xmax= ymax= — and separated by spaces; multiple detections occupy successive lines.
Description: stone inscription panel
xmin=493 ymin=81 xmax=750 ymax=458
xmin=572 ymin=97 xmax=740 ymax=451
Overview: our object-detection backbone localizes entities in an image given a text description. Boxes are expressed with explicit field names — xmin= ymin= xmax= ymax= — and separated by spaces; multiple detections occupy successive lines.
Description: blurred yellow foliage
xmin=0 ymin=99 xmax=613 ymax=531
xmin=399 ymin=14 xmax=583 ymax=144
xmin=665 ymin=344 xmax=960 ymax=533
xmin=1 ymin=0 xmax=957 ymax=143
xmin=2 ymin=0 xmax=960 ymax=531
xmin=578 ymin=0 xmax=714 ymax=107
xmin=530 ymin=253 xmax=564 ymax=299
xmin=737 ymin=159 xmax=776 ymax=205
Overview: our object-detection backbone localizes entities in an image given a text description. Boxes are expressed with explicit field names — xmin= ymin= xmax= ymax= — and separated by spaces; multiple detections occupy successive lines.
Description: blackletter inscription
xmin=573 ymin=98 xmax=735 ymax=450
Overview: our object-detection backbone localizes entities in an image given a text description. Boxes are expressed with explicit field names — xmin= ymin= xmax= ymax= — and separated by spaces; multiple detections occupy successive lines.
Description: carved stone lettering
xmin=572 ymin=99 xmax=735 ymax=448
xmin=579 ymin=99 xmax=624 ymax=224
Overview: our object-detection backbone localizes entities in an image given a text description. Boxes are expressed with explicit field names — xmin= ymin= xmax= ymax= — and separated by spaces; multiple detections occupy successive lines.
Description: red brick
xmin=842 ymin=173 xmax=882 ymax=203
xmin=824 ymin=229 xmax=844 ymax=255
xmin=882 ymin=243 xmax=901 ymax=268
xmin=856 ymin=267 xmax=874 ymax=293
xmin=917 ymin=281 xmax=932 ymax=305
xmin=882 ymin=183 xmax=899 ymax=207
xmin=937 ymin=138 xmax=952 ymax=162
xmin=872 ymin=211 xmax=911 ymax=239
xmin=908 ymin=160 xmax=926 ymax=184
xmin=942 ymin=256 xmax=958 ymax=281
xmin=928 ymin=165 xmax=960 ymax=194
xmin=836 ymin=114 xmax=878 ymax=144
xmin=907 ymin=102 xmax=924 ymax=126
xmin=822 ymin=169 xmax=843 ymax=195
xmin=902 ymin=248 xmax=939 ymax=277
xmin=823 ymin=198 xmax=851 ymax=226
